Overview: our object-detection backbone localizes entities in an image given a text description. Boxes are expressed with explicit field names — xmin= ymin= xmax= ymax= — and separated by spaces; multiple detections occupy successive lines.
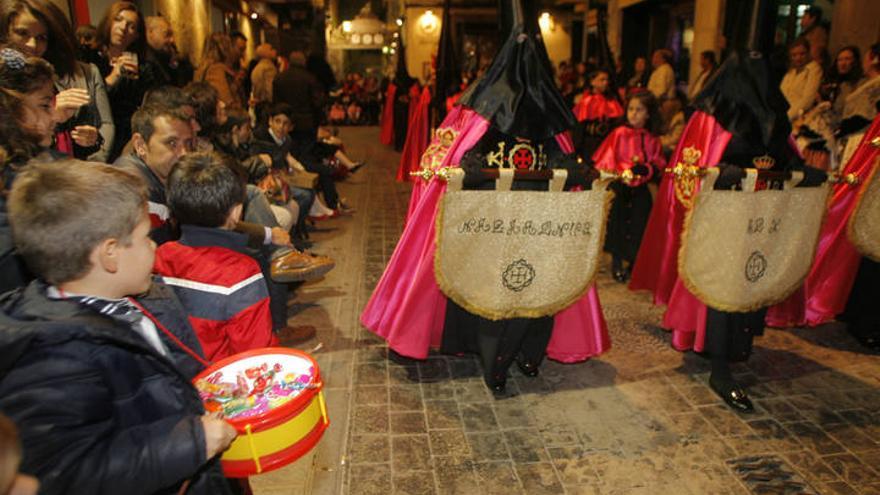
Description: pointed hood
xmin=432 ymin=0 xmax=459 ymax=123
xmin=458 ymin=0 xmax=576 ymax=140
xmin=692 ymin=0 xmax=792 ymax=157
xmin=394 ymin=27 xmax=415 ymax=89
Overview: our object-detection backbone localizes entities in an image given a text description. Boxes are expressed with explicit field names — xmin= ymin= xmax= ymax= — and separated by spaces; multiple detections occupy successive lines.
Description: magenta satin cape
xmin=396 ymin=86 xmax=433 ymax=182
xmin=379 ymin=83 xmax=397 ymax=146
xmin=572 ymin=92 xmax=624 ymax=122
xmin=361 ymin=106 xmax=611 ymax=363
xmin=628 ymin=112 xmax=732 ymax=306
xmin=591 ymin=125 xmax=666 ymax=185
xmin=766 ymin=115 xmax=880 ymax=328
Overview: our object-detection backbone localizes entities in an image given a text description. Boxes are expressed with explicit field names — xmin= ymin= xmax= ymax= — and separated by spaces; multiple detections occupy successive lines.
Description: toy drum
xmin=193 ymin=348 xmax=329 ymax=477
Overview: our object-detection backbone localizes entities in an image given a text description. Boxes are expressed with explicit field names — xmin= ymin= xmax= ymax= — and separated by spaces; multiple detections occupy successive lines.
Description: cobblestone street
xmin=250 ymin=127 xmax=880 ymax=495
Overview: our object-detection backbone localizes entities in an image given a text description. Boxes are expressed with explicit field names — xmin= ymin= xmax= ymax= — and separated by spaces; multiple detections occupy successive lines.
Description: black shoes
xmin=709 ymin=375 xmax=754 ymax=413
xmin=516 ymin=357 xmax=540 ymax=377
xmin=484 ymin=373 xmax=507 ymax=394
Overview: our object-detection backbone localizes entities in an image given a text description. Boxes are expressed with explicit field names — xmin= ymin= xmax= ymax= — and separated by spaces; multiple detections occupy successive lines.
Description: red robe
xmin=766 ymin=115 xmax=880 ymax=327
xmin=572 ymin=92 xmax=624 ymax=123
xmin=628 ymin=112 xmax=732 ymax=305
xmin=396 ymin=86 xmax=432 ymax=182
xmin=379 ymin=83 xmax=397 ymax=146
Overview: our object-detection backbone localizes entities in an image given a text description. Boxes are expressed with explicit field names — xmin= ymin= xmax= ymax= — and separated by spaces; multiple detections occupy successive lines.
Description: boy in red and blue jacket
xmin=154 ymin=151 xmax=278 ymax=361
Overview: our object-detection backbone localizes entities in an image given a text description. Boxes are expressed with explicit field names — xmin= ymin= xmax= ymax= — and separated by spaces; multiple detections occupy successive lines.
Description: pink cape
xmin=361 ymin=106 xmax=611 ymax=363
xmin=628 ymin=112 xmax=732 ymax=306
xmin=379 ymin=83 xmax=397 ymax=146
xmin=396 ymin=86 xmax=432 ymax=182
xmin=766 ymin=115 xmax=880 ymax=327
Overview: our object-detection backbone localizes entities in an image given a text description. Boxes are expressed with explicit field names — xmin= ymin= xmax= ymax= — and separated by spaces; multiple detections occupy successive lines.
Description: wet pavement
xmin=250 ymin=126 xmax=880 ymax=495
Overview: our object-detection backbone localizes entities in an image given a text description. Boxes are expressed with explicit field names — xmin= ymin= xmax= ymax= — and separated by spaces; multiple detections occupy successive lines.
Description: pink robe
xmin=591 ymin=125 xmax=665 ymax=182
xmin=766 ymin=115 xmax=880 ymax=327
xmin=361 ymin=106 xmax=611 ymax=363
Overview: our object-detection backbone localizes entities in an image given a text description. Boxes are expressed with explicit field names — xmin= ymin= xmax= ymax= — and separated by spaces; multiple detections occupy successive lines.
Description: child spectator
xmin=0 ymin=160 xmax=236 ymax=494
xmin=592 ymin=91 xmax=666 ymax=283
xmin=154 ymin=151 xmax=279 ymax=361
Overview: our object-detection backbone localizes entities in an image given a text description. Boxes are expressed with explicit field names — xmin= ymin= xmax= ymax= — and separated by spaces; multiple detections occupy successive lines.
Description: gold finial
xmin=752 ymin=154 xmax=776 ymax=170
xmin=620 ymin=168 xmax=635 ymax=184
xmin=410 ymin=168 xmax=434 ymax=181
xmin=871 ymin=136 xmax=880 ymax=148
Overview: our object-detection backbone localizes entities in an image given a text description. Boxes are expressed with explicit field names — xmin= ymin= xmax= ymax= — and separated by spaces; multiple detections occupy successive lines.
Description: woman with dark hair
xmin=183 ymin=80 xmax=226 ymax=150
xmin=195 ymin=32 xmax=242 ymax=111
xmin=592 ymin=90 xmax=666 ymax=282
xmin=89 ymin=0 xmax=145 ymax=160
xmin=1 ymin=0 xmax=114 ymax=162
xmin=0 ymin=48 xmax=62 ymax=293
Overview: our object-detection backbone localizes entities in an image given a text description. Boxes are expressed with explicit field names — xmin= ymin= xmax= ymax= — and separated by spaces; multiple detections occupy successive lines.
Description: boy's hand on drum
xmin=54 ymin=88 xmax=90 ymax=122
xmin=201 ymin=412 xmax=237 ymax=458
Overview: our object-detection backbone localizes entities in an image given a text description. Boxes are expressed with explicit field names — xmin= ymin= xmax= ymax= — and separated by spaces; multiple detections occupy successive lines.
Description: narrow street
xmin=250 ymin=126 xmax=880 ymax=495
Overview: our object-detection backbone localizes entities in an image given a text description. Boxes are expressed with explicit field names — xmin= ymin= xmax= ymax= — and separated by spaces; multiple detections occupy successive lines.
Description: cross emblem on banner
xmin=509 ymin=143 xmax=536 ymax=170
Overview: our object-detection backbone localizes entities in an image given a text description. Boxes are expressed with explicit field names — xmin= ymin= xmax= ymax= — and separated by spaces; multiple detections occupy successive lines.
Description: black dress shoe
xmin=709 ymin=375 xmax=754 ymax=413
xmin=516 ymin=358 xmax=540 ymax=377
xmin=484 ymin=374 xmax=507 ymax=394
xmin=612 ymin=269 xmax=627 ymax=283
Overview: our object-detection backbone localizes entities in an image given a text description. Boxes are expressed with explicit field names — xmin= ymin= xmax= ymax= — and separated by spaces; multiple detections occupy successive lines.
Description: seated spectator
xmin=0 ymin=159 xmax=237 ymax=494
xmin=626 ymin=56 xmax=650 ymax=95
xmin=0 ymin=49 xmax=65 ymax=293
xmin=688 ymin=50 xmax=717 ymax=101
xmin=154 ymin=151 xmax=278 ymax=361
xmin=254 ymin=103 xmax=348 ymax=213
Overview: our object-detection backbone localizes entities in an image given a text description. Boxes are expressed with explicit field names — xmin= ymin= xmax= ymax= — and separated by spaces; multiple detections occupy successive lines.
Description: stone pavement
xmin=250 ymin=126 xmax=880 ymax=495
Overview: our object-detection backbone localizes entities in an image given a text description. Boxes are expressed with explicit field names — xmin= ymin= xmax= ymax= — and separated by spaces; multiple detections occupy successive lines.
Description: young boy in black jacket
xmin=0 ymin=160 xmax=237 ymax=494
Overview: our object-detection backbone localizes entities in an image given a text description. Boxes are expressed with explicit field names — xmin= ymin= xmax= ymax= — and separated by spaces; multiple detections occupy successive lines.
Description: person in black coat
xmin=0 ymin=160 xmax=236 ymax=495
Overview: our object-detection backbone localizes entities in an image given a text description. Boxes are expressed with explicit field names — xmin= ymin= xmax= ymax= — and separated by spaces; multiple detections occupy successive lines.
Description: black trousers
xmin=442 ymin=300 xmax=553 ymax=380
xmin=705 ymin=307 xmax=766 ymax=362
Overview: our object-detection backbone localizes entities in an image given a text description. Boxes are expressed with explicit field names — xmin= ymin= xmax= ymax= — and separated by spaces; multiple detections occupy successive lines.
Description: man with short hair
xmin=780 ymin=38 xmax=823 ymax=122
xmin=141 ymin=17 xmax=193 ymax=89
xmin=688 ymin=50 xmax=717 ymax=101
xmin=647 ymin=49 xmax=676 ymax=101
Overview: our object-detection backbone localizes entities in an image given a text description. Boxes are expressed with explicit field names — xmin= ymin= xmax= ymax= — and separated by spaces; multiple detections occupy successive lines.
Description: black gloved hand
xmin=796 ymin=165 xmax=828 ymax=187
xmin=631 ymin=164 xmax=650 ymax=177
xmin=836 ymin=115 xmax=871 ymax=138
xmin=714 ymin=164 xmax=745 ymax=190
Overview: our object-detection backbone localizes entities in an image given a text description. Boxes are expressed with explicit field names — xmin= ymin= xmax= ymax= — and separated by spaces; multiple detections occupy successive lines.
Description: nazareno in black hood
xmin=458 ymin=0 xmax=576 ymax=141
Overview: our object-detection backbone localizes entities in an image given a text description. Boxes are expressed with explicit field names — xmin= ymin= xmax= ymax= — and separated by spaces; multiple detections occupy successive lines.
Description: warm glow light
xmin=395 ymin=17 xmax=404 ymax=27
xmin=538 ymin=12 xmax=554 ymax=32
xmin=419 ymin=10 xmax=438 ymax=33
xmin=250 ymin=12 xmax=258 ymax=20
xmin=342 ymin=20 xmax=352 ymax=33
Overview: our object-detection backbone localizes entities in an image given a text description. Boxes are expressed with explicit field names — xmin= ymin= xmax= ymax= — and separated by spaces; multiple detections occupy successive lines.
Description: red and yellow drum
xmin=193 ymin=348 xmax=329 ymax=477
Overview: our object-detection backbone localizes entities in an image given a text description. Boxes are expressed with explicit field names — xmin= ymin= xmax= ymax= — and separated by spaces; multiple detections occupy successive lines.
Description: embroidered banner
xmin=679 ymin=169 xmax=829 ymax=312
xmin=435 ymin=169 xmax=611 ymax=320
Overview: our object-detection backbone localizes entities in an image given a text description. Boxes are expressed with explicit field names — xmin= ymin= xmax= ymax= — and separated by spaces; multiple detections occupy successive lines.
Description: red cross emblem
xmin=509 ymin=144 xmax=535 ymax=170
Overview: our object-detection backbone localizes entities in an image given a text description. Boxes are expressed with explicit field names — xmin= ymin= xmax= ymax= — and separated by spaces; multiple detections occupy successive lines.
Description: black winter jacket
xmin=0 ymin=279 xmax=231 ymax=495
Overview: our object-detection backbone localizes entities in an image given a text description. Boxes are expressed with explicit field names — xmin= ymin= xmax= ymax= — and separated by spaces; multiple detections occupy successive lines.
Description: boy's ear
xmin=93 ymin=238 xmax=121 ymax=274
xmin=225 ymin=203 xmax=244 ymax=229
xmin=132 ymin=133 xmax=148 ymax=159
